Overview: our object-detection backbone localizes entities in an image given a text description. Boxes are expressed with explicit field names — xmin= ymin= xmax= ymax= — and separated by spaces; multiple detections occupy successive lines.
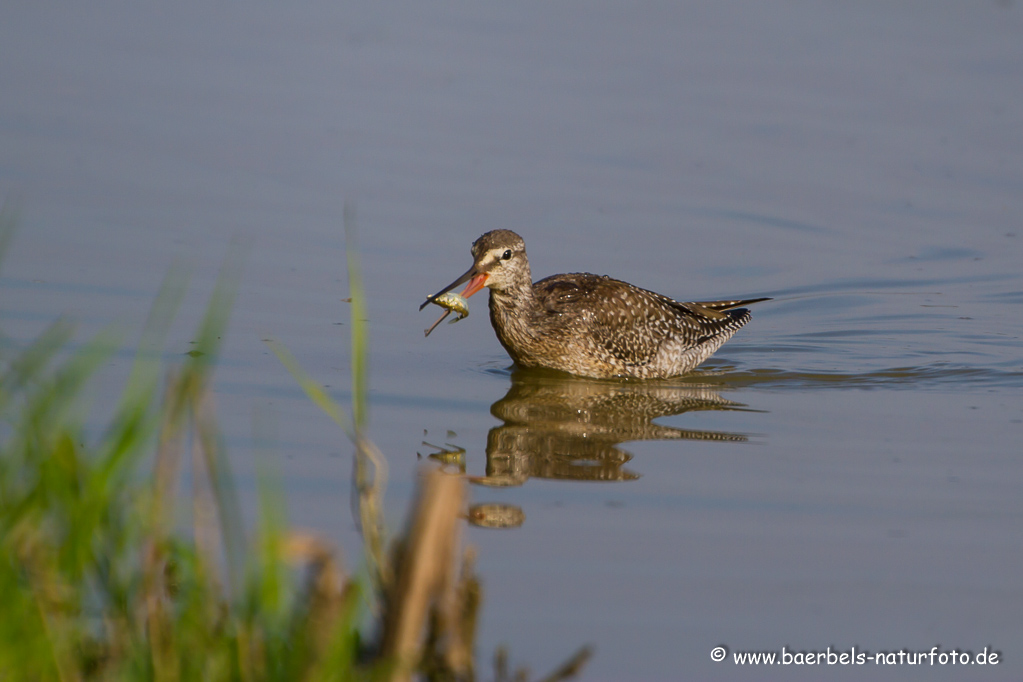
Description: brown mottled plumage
xmin=421 ymin=230 xmax=769 ymax=379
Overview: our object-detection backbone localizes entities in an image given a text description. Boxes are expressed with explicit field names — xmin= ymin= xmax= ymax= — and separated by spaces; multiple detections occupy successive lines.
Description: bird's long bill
xmin=419 ymin=266 xmax=489 ymax=310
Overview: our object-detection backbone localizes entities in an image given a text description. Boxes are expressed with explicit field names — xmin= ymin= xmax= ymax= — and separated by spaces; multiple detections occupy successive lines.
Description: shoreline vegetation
xmin=0 ymin=204 xmax=590 ymax=681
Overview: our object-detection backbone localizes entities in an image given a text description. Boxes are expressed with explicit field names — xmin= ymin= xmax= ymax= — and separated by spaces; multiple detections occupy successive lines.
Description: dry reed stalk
xmin=191 ymin=386 xmax=223 ymax=594
xmin=280 ymin=532 xmax=354 ymax=681
xmin=408 ymin=524 xmax=482 ymax=681
xmin=143 ymin=370 xmax=185 ymax=682
xmin=457 ymin=549 xmax=483 ymax=671
xmin=381 ymin=467 xmax=465 ymax=682
xmin=20 ymin=536 xmax=81 ymax=682
xmin=353 ymin=434 xmax=391 ymax=591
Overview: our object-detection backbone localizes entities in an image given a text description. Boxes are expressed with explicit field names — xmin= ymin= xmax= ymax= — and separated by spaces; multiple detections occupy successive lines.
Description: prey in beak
xmin=420 ymin=263 xmax=491 ymax=337
xmin=419 ymin=266 xmax=489 ymax=311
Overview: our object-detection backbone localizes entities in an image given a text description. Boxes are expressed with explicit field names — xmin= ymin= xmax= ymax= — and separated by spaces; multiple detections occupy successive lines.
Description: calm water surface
xmin=2 ymin=2 xmax=1022 ymax=680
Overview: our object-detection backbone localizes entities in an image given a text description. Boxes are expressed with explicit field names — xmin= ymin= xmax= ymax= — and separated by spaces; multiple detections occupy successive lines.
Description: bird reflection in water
xmin=450 ymin=369 xmax=754 ymax=528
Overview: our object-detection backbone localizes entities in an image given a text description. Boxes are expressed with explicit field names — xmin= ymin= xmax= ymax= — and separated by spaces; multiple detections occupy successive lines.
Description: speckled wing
xmin=533 ymin=274 xmax=595 ymax=311
xmin=534 ymin=274 xmax=709 ymax=368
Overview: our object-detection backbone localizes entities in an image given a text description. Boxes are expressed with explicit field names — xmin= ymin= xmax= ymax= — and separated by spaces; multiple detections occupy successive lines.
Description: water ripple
xmin=680 ymin=363 xmax=1023 ymax=390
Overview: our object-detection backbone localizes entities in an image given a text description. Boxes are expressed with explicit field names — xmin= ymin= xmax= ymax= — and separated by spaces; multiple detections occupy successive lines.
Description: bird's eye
xmin=502 ymin=250 xmax=512 ymax=260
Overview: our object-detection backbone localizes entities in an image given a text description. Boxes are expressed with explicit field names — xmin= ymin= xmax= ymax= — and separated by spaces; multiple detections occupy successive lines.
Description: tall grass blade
xmin=343 ymin=203 xmax=390 ymax=593
xmin=344 ymin=202 xmax=368 ymax=434
xmin=114 ymin=266 xmax=188 ymax=418
xmin=264 ymin=339 xmax=353 ymax=437
xmin=0 ymin=317 xmax=75 ymax=412
xmin=184 ymin=247 xmax=247 ymax=597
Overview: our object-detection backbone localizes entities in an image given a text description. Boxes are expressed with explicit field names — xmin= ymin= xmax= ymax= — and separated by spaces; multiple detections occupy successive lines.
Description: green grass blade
xmin=184 ymin=245 xmax=245 ymax=380
xmin=264 ymin=339 xmax=353 ymax=437
xmin=344 ymin=202 xmax=368 ymax=434
xmin=115 ymin=266 xmax=189 ymax=418
xmin=0 ymin=317 xmax=76 ymax=412
xmin=184 ymin=248 xmax=247 ymax=598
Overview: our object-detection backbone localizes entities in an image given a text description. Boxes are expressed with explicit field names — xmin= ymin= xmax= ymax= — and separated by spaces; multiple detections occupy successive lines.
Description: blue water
xmin=2 ymin=2 xmax=1022 ymax=679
